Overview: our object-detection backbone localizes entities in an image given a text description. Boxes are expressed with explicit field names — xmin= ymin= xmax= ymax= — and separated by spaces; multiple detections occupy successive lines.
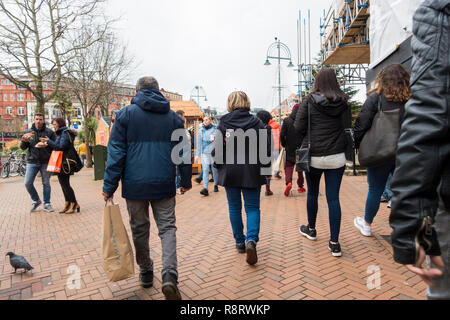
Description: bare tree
xmin=65 ymin=26 xmax=134 ymax=168
xmin=0 ymin=0 xmax=107 ymax=116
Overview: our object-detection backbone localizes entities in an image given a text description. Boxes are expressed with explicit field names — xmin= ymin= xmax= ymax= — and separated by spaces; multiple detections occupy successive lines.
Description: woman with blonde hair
xmin=354 ymin=63 xmax=411 ymax=237
xmin=214 ymin=91 xmax=271 ymax=266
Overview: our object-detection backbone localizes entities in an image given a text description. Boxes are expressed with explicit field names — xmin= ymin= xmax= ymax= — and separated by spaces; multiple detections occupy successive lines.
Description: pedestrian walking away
xmin=294 ymin=68 xmax=349 ymax=258
xmin=214 ymin=91 xmax=271 ymax=266
xmin=269 ymin=117 xmax=282 ymax=179
xmin=42 ymin=118 xmax=81 ymax=214
xmin=256 ymin=110 xmax=274 ymax=196
xmin=77 ymin=140 xmax=87 ymax=166
xmin=281 ymin=103 xmax=306 ymax=197
xmin=195 ymin=116 xmax=219 ymax=196
xmin=353 ymin=64 xmax=410 ymax=237
xmin=390 ymin=0 xmax=450 ymax=300
xmin=20 ymin=113 xmax=57 ymax=213
xmin=102 ymin=76 xmax=192 ymax=300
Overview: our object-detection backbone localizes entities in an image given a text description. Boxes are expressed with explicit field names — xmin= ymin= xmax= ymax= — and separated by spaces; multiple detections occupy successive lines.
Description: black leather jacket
xmin=390 ymin=0 xmax=450 ymax=265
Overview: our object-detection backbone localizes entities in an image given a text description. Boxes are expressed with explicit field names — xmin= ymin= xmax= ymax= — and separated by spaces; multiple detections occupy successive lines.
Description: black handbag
xmin=295 ymin=102 xmax=311 ymax=173
xmin=358 ymin=97 xmax=400 ymax=168
xmin=62 ymin=131 xmax=84 ymax=175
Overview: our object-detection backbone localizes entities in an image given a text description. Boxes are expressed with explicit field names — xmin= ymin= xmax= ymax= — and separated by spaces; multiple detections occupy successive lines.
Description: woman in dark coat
xmin=256 ymin=110 xmax=273 ymax=196
xmin=280 ymin=104 xmax=306 ymax=197
xmin=41 ymin=118 xmax=80 ymax=214
xmin=353 ymin=64 xmax=410 ymax=238
xmin=294 ymin=68 xmax=349 ymax=258
xmin=214 ymin=91 xmax=271 ymax=266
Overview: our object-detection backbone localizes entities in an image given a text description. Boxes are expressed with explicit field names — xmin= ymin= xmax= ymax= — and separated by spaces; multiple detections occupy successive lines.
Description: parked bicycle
xmin=1 ymin=152 xmax=26 ymax=178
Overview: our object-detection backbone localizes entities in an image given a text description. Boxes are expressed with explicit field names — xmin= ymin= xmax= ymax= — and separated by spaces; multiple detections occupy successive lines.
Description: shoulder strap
xmin=378 ymin=95 xmax=383 ymax=112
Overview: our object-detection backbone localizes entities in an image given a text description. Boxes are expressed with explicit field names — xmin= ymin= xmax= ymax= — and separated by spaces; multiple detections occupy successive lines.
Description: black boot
xmin=200 ymin=189 xmax=209 ymax=196
xmin=162 ymin=273 xmax=182 ymax=300
xmin=139 ymin=270 xmax=154 ymax=288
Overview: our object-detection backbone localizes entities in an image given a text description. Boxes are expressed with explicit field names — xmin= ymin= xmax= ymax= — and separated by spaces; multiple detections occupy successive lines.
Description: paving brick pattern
xmin=0 ymin=168 xmax=426 ymax=300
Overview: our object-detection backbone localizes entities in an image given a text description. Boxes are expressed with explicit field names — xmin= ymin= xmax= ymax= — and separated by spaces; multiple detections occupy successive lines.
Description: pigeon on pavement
xmin=6 ymin=252 xmax=34 ymax=274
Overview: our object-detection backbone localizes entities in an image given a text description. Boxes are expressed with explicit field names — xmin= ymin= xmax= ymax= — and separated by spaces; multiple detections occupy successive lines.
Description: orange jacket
xmin=269 ymin=120 xmax=281 ymax=150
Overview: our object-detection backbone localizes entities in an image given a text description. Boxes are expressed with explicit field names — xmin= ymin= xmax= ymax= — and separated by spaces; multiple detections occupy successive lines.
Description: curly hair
xmin=375 ymin=64 xmax=411 ymax=103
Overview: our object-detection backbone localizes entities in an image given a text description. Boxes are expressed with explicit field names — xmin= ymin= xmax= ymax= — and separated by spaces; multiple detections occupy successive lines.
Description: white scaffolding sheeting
xmin=370 ymin=0 xmax=423 ymax=68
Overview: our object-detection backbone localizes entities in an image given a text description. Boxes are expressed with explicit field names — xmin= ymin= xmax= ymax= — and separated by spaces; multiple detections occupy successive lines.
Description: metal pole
xmin=304 ymin=18 xmax=307 ymax=92
xmin=309 ymin=9 xmax=312 ymax=90
xmin=298 ymin=10 xmax=302 ymax=101
xmin=278 ymin=39 xmax=282 ymax=125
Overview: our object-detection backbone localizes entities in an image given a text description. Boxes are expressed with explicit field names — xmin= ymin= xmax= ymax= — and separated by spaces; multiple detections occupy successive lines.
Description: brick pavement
xmin=0 ymin=168 xmax=426 ymax=300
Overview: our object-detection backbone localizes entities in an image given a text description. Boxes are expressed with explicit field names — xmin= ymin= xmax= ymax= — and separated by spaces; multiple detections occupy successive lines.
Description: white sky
xmin=107 ymin=0 xmax=365 ymax=112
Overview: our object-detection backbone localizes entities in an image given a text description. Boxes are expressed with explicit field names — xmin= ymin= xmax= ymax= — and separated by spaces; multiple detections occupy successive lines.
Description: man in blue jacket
xmin=102 ymin=76 xmax=192 ymax=300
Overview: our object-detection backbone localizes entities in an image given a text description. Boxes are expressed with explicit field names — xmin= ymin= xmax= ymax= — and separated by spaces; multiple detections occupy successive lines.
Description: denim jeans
xmin=176 ymin=170 xmax=181 ymax=189
xmin=201 ymin=154 xmax=218 ymax=189
xmin=225 ymin=187 xmax=261 ymax=244
xmin=365 ymin=161 xmax=396 ymax=224
xmin=305 ymin=166 xmax=345 ymax=243
xmin=24 ymin=163 xmax=51 ymax=204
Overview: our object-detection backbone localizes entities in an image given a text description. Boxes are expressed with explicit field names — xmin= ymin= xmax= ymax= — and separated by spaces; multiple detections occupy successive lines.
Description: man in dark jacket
xmin=102 ymin=76 xmax=192 ymax=300
xmin=20 ymin=113 xmax=57 ymax=213
xmin=390 ymin=0 xmax=450 ymax=300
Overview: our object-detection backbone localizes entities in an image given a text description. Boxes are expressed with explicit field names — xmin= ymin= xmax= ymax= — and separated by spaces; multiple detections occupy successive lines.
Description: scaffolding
xmin=321 ymin=0 xmax=370 ymax=65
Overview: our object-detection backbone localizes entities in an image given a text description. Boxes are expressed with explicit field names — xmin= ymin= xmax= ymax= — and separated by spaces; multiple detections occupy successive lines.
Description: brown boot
xmin=66 ymin=202 xmax=80 ymax=214
xmin=59 ymin=202 xmax=70 ymax=214
xmin=265 ymin=185 xmax=274 ymax=196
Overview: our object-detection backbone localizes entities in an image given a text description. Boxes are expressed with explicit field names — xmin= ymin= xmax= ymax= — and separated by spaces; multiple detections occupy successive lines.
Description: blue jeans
xmin=365 ymin=161 xmax=396 ymax=224
xmin=225 ymin=187 xmax=261 ymax=244
xmin=176 ymin=170 xmax=181 ymax=189
xmin=201 ymin=154 xmax=218 ymax=189
xmin=305 ymin=166 xmax=345 ymax=243
xmin=24 ymin=163 xmax=51 ymax=204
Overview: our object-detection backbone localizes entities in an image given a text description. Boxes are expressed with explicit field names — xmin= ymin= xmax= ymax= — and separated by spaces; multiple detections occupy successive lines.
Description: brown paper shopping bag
xmin=102 ymin=200 xmax=135 ymax=282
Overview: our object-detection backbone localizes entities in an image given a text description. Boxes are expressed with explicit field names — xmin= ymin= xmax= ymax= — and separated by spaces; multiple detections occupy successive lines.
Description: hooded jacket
xmin=214 ymin=109 xmax=271 ymax=189
xmin=103 ymin=89 xmax=192 ymax=200
xmin=294 ymin=94 xmax=349 ymax=157
xmin=281 ymin=108 xmax=301 ymax=163
xmin=47 ymin=126 xmax=78 ymax=152
xmin=20 ymin=124 xmax=56 ymax=164
xmin=269 ymin=120 xmax=281 ymax=151
xmin=390 ymin=0 xmax=450 ymax=266
xmin=195 ymin=124 xmax=217 ymax=156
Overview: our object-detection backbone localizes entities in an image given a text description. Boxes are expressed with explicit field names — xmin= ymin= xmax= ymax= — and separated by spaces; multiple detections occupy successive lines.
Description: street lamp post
xmin=265 ymin=37 xmax=294 ymax=125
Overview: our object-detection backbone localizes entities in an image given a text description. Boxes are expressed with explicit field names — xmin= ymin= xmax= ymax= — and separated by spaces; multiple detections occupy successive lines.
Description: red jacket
xmin=269 ymin=120 xmax=281 ymax=151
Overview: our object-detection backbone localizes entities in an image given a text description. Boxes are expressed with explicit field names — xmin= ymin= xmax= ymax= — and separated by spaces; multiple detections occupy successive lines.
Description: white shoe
xmin=354 ymin=217 xmax=372 ymax=237
xmin=176 ymin=188 xmax=182 ymax=195
xmin=387 ymin=201 xmax=392 ymax=209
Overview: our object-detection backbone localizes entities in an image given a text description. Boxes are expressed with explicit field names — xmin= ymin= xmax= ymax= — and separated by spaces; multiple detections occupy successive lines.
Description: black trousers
xmin=58 ymin=173 xmax=77 ymax=202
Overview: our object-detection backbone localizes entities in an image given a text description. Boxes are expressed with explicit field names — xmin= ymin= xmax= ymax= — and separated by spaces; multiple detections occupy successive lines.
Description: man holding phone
xmin=20 ymin=113 xmax=57 ymax=213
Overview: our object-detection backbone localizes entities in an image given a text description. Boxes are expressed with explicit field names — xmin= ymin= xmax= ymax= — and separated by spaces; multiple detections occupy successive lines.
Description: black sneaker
xmin=195 ymin=177 xmax=202 ymax=184
xmin=246 ymin=241 xmax=258 ymax=266
xmin=209 ymin=178 xmax=214 ymax=183
xmin=299 ymin=225 xmax=317 ymax=241
xmin=162 ymin=273 xmax=182 ymax=300
xmin=214 ymin=185 xmax=219 ymax=193
xmin=328 ymin=241 xmax=342 ymax=257
xmin=139 ymin=270 xmax=153 ymax=288
xmin=236 ymin=243 xmax=245 ymax=254
xmin=200 ymin=189 xmax=209 ymax=196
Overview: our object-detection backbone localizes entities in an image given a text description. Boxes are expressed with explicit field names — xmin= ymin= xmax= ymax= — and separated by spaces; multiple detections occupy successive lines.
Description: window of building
xmin=6 ymin=106 xmax=12 ymax=115
xmin=76 ymin=108 xmax=82 ymax=117
xmin=10 ymin=94 xmax=15 ymax=101
xmin=18 ymin=93 xmax=24 ymax=101
xmin=5 ymin=79 xmax=11 ymax=85
xmin=18 ymin=106 xmax=25 ymax=116
xmin=3 ymin=94 xmax=8 ymax=101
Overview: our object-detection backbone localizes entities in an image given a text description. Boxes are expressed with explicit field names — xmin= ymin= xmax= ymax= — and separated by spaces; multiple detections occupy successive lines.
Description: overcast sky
xmin=107 ymin=0 xmax=356 ymax=112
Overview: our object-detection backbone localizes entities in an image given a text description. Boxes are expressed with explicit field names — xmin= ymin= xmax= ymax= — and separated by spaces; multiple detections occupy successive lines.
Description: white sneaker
xmin=176 ymin=188 xmax=182 ymax=195
xmin=387 ymin=201 xmax=392 ymax=209
xmin=354 ymin=217 xmax=372 ymax=237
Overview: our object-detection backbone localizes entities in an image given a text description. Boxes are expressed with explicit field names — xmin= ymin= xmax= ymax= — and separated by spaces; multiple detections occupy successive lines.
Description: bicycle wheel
xmin=19 ymin=164 xmax=27 ymax=177
xmin=1 ymin=163 xmax=10 ymax=178
xmin=9 ymin=162 xmax=20 ymax=177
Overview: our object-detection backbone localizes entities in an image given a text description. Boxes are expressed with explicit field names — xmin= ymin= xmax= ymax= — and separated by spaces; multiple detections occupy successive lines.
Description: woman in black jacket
xmin=256 ymin=110 xmax=274 ymax=196
xmin=353 ymin=64 xmax=410 ymax=238
xmin=215 ymin=91 xmax=271 ymax=266
xmin=294 ymin=68 xmax=349 ymax=258
xmin=41 ymin=117 xmax=81 ymax=214
xmin=281 ymin=104 xmax=306 ymax=197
